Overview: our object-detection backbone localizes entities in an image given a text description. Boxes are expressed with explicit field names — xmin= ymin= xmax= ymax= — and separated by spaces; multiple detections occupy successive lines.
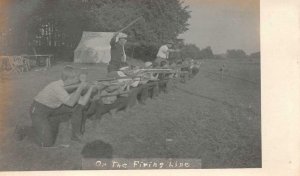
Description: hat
xmin=118 ymin=33 xmax=128 ymax=39
xmin=144 ymin=62 xmax=152 ymax=67
xmin=116 ymin=33 xmax=128 ymax=42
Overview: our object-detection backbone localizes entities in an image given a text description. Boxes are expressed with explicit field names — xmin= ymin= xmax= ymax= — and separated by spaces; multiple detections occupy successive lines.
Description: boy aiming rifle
xmin=16 ymin=66 xmax=104 ymax=147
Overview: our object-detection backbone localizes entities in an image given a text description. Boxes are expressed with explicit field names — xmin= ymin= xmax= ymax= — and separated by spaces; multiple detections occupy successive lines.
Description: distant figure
xmin=219 ymin=64 xmax=225 ymax=71
xmin=108 ymin=32 xmax=128 ymax=73
xmin=191 ymin=60 xmax=201 ymax=77
xmin=220 ymin=64 xmax=226 ymax=79
xmin=142 ymin=62 xmax=159 ymax=81
xmin=196 ymin=61 xmax=202 ymax=69
xmin=155 ymin=40 xmax=179 ymax=66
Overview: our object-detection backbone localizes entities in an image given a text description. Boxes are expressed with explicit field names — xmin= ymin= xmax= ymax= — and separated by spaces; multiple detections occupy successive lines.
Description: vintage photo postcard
xmin=0 ymin=0 xmax=299 ymax=175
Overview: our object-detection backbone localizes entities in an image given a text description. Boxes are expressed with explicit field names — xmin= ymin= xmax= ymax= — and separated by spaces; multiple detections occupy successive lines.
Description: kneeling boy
xmin=30 ymin=66 xmax=96 ymax=147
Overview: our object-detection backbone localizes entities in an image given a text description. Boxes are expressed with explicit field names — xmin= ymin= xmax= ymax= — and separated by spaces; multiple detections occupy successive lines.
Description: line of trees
xmin=225 ymin=50 xmax=260 ymax=59
xmin=173 ymin=46 xmax=260 ymax=60
xmin=0 ymin=1 xmax=260 ymax=61
xmin=1 ymin=0 xmax=191 ymax=61
xmin=178 ymin=45 xmax=215 ymax=60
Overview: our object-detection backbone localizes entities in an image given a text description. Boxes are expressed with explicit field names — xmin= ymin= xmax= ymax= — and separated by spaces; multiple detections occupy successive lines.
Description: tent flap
xmin=74 ymin=32 xmax=119 ymax=64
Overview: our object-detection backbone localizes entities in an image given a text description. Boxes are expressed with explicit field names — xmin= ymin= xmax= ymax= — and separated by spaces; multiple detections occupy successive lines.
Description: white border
xmin=1 ymin=0 xmax=299 ymax=175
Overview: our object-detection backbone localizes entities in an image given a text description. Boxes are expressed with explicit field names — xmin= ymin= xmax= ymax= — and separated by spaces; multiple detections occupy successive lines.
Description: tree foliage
xmin=249 ymin=51 xmax=260 ymax=58
xmin=180 ymin=44 xmax=201 ymax=60
xmin=179 ymin=45 xmax=214 ymax=60
xmin=226 ymin=49 xmax=247 ymax=58
xmin=199 ymin=46 xmax=214 ymax=59
xmin=3 ymin=0 xmax=191 ymax=60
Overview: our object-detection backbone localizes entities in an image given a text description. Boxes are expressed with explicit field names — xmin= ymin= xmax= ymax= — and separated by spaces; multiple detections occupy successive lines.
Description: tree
xmin=3 ymin=0 xmax=191 ymax=61
xmin=226 ymin=49 xmax=247 ymax=58
xmin=199 ymin=46 xmax=214 ymax=59
xmin=2 ymin=0 xmax=48 ymax=54
xmin=249 ymin=51 xmax=260 ymax=58
xmin=180 ymin=44 xmax=201 ymax=60
xmin=84 ymin=0 xmax=191 ymax=60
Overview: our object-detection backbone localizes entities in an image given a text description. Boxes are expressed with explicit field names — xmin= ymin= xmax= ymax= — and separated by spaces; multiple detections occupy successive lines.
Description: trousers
xmin=30 ymin=101 xmax=95 ymax=147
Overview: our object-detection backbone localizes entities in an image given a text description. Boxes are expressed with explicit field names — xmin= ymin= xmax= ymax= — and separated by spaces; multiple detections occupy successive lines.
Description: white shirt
xmin=117 ymin=71 xmax=140 ymax=88
xmin=34 ymin=80 xmax=70 ymax=108
xmin=156 ymin=45 xmax=169 ymax=59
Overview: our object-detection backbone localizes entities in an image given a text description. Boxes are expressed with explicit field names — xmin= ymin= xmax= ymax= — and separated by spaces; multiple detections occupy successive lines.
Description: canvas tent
xmin=74 ymin=32 xmax=125 ymax=64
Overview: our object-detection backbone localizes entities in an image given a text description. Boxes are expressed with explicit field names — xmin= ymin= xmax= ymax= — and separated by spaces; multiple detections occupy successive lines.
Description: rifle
xmin=111 ymin=16 xmax=143 ymax=39
xmin=100 ymin=90 xmax=130 ymax=98
xmin=118 ymin=16 xmax=143 ymax=33
xmin=136 ymin=68 xmax=176 ymax=74
xmin=64 ymin=77 xmax=117 ymax=92
xmin=64 ymin=75 xmax=143 ymax=93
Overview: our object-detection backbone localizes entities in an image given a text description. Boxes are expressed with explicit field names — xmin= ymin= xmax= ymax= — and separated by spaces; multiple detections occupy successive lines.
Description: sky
xmin=179 ymin=0 xmax=260 ymax=54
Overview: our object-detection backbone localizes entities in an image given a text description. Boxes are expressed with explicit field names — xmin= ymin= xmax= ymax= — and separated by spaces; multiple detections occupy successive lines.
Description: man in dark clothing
xmin=108 ymin=32 xmax=128 ymax=73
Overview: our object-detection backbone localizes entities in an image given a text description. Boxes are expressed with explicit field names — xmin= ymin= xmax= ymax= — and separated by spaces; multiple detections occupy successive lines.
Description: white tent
xmin=74 ymin=32 xmax=124 ymax=64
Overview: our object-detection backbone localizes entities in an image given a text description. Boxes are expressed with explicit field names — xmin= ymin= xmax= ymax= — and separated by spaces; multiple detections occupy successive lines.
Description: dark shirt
xmin=109 ymin=35 xmax=126 ymax=69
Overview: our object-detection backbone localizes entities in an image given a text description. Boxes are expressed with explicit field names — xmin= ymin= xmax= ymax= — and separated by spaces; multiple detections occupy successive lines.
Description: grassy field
xmin=0 ymin=57 xmax=261 ymax=170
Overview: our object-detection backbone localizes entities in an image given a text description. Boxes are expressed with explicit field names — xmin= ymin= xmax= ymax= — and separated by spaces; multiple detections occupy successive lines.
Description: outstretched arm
xmin=78 ymin=85 xmax=96 ymax=106
xmin=64 ymin=73 xmax=88 ymax=107
xmin=64 ymin=82 xmax=87 ymax=107
xmin=168 ymin=48 xmax=180 ymax=52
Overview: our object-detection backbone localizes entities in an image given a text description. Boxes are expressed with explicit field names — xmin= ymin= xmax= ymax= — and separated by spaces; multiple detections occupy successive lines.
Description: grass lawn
xmin=0 ymin=57 xmax=261 ymax=170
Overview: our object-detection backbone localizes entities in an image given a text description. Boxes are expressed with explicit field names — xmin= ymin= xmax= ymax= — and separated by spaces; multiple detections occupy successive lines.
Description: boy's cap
xmin=118 ymin=33 xmax=128 ymax=39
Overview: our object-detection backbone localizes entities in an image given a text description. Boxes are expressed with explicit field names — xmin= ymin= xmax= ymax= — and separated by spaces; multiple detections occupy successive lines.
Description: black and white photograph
xmin=0 ymin=0 xmax=263 ymax=171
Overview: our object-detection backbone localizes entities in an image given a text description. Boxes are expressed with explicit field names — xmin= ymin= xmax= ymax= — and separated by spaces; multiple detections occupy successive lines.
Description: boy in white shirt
xmin=27 ymin=66 xmax=97 ymax=147
xmin=155 ymin=40 xmax=179 ymax=65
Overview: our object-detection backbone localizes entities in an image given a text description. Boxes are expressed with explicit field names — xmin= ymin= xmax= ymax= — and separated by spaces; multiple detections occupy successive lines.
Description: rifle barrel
xmin=100 ymin=91 xmax=130 ymax=98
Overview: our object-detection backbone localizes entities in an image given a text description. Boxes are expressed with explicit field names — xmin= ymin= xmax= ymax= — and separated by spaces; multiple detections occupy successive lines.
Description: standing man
xmin=155 ymin=40 xmax=179 ymax=66
xmin=29 ymin=66 xmax=97 ymax=147
xmin=108 ymin=32 xmax=128 ymax=73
